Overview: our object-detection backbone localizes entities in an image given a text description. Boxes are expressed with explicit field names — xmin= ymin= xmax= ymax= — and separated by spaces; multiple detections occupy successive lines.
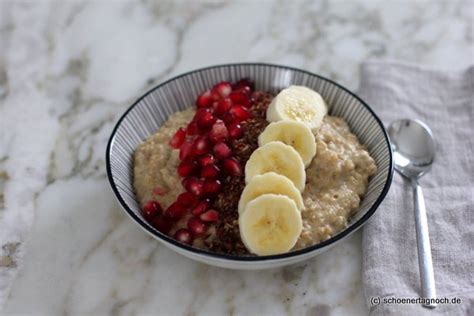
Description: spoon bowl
xmin=388 ymin=119 xmax=435 ymax=179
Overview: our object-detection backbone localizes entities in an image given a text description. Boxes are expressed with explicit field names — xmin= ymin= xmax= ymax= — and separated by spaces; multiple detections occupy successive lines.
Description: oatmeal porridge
xmin=133 ymin=80 xmax=376 ymax=256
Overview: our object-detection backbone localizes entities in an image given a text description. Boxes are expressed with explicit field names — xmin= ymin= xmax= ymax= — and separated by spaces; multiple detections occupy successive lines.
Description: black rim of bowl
xmin=106 ymin=62 xmax=394 ymax=262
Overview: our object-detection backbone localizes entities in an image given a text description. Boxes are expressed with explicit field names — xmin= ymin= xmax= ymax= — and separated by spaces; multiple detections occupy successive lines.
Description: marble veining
xmin=0 ymin=0 xmax=472 ymax=315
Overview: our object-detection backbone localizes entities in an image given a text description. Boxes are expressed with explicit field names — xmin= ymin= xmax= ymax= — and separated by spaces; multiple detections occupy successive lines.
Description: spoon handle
xmin=412 ymin=181 xmax=437 ymax=308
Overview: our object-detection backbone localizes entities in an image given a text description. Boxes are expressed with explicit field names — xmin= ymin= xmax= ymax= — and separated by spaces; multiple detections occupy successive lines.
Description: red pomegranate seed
xmin=169 ymin=127 xmax=186 ymax=149
xmin=238 ymin=86 xmax=252 ymax=96
xmin=213 ymin=142 xmax=232 ymax=159
xmin=203 ymin=179 xmax=222 ymax=195
xmin=222 ymin=111 xmax=235 ymax=125
xmin=196 ymin=90 xmax=212 ymax=108
xmin=229 ymin=105 xmax=250 ymax=121
xmin=153 ymin=186 xmax=167 ymax=196
xmin=177 ymin=192 xmax=199 ymax=208
xmin=229 ymin=90 xmax=251 ymax=108
xmin=175 ymin=228 xmax=193 ymax=244
xmin=181 ymin=176 xmax=191 ymax=188
xmin=210 ymin=90 xmax=221 ymax=101
xmin=194 ymin=108 xmax=208 ymax=120
xmin=195 ymin=108 xmax=216 ymax=128
xmin=177 ymin=159 xmax=198 ymax=177
xmin=166 ymin=201 xmax=187 ymax=219
xmin=142 ymin=201 xmax=162 ymax=222
xmin=212 ymin=81 xmax=232 ymax=98
xmin=191 ymin=199 xmax=211 ymax=216
xmin=200 ymin=164 xmax=221 ymax=179
xmin=186 ymin=120 xmax=200 ymax=136
xmin=228 ymin=123 xmax=243 ymax=139
xmin=222 ymin=157 xmax=242 ymax=176
xmin=232 ymin=78 xmax=255 ymax=91
xmin=214 ymin=98 xmax=233 ymax=116
xmin=198 ymin=153 xmax=215 ymax=167
xmin=151 ymin=216 xmax=172 ymax=234
xmin=211 ymin=101 xmax=219 ymax=112
xmin=200 ymin=209 xmax=219 ymax=222
xmin=183 ymin=176 xmax=203 ymax=196
xmin=179 ymin=140 xmax=194 ymax=161
xmin=209 ymin=120 xmax=229 ymax=144
xmin=193 ymin=136 xmax=211 ymax=155
xmin=187 ymin=217 xmax=207 ymax=236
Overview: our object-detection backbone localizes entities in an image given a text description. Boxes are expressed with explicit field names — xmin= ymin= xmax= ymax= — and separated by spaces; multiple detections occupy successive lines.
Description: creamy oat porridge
xmin=296 ymin=116 xmax=377 ymax=249
xmin=133 ymin=80 xmax=376 ymax=256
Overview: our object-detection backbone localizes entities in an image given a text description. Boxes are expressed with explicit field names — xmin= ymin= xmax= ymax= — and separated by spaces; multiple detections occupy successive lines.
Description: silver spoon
xmin=388 ymin=119 xmax=437 ymax=309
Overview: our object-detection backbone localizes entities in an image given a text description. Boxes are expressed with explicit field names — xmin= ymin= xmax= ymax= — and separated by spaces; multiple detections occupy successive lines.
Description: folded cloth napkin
xmin=359 ymin=61 xmax=473 ymax=315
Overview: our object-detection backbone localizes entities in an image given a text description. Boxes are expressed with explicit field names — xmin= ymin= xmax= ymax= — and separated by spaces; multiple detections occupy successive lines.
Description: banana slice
xmin=258 ymin=121 xmax=316 ymax=167
xmin=245 ymin=141 xmax=306 ymax=191
xmin=239 ymin=194 xmax=302 ymax=256
xmin=266 ymin=85 xmax=328 ymax=131
xmin=238 ymin=172 xmax=304 ymax=215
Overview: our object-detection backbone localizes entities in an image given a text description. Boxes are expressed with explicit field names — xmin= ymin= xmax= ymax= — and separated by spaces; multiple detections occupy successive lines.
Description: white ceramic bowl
xmin=106 ymin=63 xmax=393 ymax=270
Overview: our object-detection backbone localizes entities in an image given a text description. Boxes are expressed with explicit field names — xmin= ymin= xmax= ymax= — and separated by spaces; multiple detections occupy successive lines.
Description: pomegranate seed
xmin=232 ymin=78 xmax=255 ymax=91
xmin=177 ymin=192 xmax=199 ymax=208
xmin=222 ymin=111 xmax=235 ymax=125
xmin=177 ymin=159 xmax=198 ymax=177
xmin=151 ymin=216 xmax=172 ymax=234
xmin=241 ymin=99 xmax=251 ymax=108
xmin=169 ymin=128 xmax=186 ymax=149
xmin=183 ymin=176 xmax=203 ymax=196
xmin=194 ymin=108 xmax=208 ymax=120
xmin=210 ymin=90 xmax=221 ymax=101
xmin=195 ymin=108 xmax=216 ymax=128
xmin=196 ymin=90 xmax=212 ymax=108
xmin=166 ymin=201 xmax=187 ymax=219
xmin=153 ymin=186 xmax=167 ymax=196
xmin=181 ymin=176 xmax=192 ymax=188
xmin=179 ymin=140 xmax=194 ymax=160
xmin=175 ymin=228 xmax=193 ymax=245
xmin=202 ymin=179 xmax=222 ymax=195
xmin=142 ymin=201 xmax=162 ymax=222
xmin=212 ymin=81 xmax=232 ymax=98
xmin=229 ymin=105 xmax=250 ymax=121
xmin=214 ymin=98 xmax=233 ymax=116
xmin=186 ymin=120 xmax=200 ymax=136
xmin=211 ymin=101 xmax=219 ymax=112
xmin=187 ymin=217 xmax=207 ymax=236
xmin=229 ymin=90 xmax=251 ymax=107
xmin=228 ymin=123 xmax=243 ymax=139
xmin=238 ymin=86 xmax=252 ymax=96
xmin=222 ymin=157 xmax=242 ymax=176
xmin=209 ymin=120 xmax=229 ymax=144
xmin=192 ymin=199 xmax=211 ymax=216
xmin=200 ymin=164 xmax=221 ymax=179
xmin=200 ymin=209 xmax=219 ymax=222
xmin=193 ymin=136 xmax=211 ymax=155
xmin=213 ymin=142 xmax=232 ymax=159
xmin=198 ymin=153 xmax=215 ymax=167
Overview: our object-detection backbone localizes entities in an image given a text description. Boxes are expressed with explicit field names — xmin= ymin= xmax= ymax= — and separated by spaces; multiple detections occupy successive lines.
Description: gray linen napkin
xmin=359 ymin=61 xmax=473 ymax=315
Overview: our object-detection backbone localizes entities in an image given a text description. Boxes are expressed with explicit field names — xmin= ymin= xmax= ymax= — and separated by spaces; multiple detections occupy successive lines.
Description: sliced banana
xmin=266 ymin=85 xmax=327 ymax=131
xmin=245 ymin=141 xmax=306 ymax=191
xmin=239 ymin=194 xmax=303 ymax=256
xmin=238 ymin=172 xmax=304 ymax=215
xmin=258 ymin=121 xmax=316 ymax=167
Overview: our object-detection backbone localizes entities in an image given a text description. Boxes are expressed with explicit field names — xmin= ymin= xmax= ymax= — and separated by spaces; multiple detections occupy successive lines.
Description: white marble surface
xmin=0 ymin=0 xmax=472 ymax=315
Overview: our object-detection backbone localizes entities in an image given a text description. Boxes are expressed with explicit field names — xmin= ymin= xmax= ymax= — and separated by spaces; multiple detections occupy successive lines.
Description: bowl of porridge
xmin=106 ymin=63 xmax=393 ymax=269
